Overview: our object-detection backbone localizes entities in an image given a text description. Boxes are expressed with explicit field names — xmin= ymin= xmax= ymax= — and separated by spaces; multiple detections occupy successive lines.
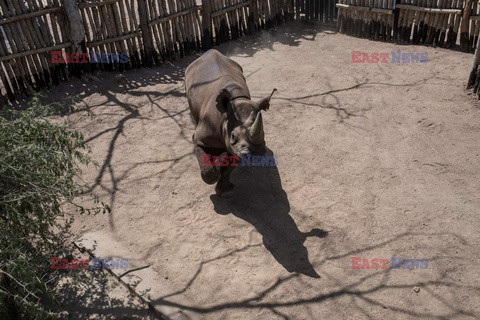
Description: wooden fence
xmin=296 ymin=0 xmax=337 ymax=21
xmin=336 ymin=0 xmax=480 ymax=50
xmin=0 ymin=0 xmax=299 ymax=103
xmin=394 ymin=0 xmax=463 ymax=47
xmin=337 ymin=0 xmax=394 ymax=40
xmin=463 ymin=0 xmax=480 ymax=51
xmin=0 ymin=0 xmax=70 ymax=103
xmin=3 ymin=0 xmax=480 ymax=103
xmin=79 ymin=0 xmax=144 ymax=69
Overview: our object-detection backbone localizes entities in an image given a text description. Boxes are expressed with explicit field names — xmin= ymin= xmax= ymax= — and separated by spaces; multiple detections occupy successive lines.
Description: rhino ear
xmin=257 ymin=88 xmax=277 ymax=111
xmin=216 ymin=89 xmax=232 ymax=113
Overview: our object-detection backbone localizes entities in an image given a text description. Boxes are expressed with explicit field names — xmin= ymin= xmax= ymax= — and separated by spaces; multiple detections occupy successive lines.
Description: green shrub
xmin=0 ymin=98 xmax=107 ymax=319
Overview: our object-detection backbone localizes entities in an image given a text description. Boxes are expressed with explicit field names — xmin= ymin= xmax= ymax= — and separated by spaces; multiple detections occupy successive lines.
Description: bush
xmin=0 ymin=98 xmax=107 ymax=319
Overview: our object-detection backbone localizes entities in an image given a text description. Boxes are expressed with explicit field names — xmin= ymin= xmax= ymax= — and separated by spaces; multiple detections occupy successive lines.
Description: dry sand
xmin=51 ymin=21 xmax=480 ymax=319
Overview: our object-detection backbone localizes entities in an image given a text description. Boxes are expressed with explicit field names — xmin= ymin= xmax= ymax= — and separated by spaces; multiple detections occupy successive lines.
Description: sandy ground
xmin=50 ymin=21 xmax=480 ymax=319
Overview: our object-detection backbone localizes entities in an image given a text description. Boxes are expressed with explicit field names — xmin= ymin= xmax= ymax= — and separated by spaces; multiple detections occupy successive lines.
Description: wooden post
xmin=202 ymin=0 xmax=213 ymax=49
xmin=64 ymin=0 xmax=86 ymax=77
xmin=467 ymin=34 xmax=480 ymax=89
xmin=249 ymin=0 xmax=259 ymax=34
xmin=63 ymin=0 xmax=85 ymax=51
xmin=138 ymin=0 xmax=154 ymax=66
xmin=296 ymin=0 xmax=301 ymax=20
xmin=460 ymin=0 xmax=473 ymax=49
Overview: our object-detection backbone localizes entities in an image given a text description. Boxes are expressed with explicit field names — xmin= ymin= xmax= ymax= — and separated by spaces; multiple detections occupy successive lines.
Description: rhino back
xmin=185 ymin=50 xmax=250 ymax=148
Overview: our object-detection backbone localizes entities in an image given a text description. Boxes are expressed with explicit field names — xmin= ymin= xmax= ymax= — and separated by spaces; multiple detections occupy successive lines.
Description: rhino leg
xmin=215 ymin=163 xmax=235 ymax=196
xmin=194 ymin=145 xmax=221 ymax=184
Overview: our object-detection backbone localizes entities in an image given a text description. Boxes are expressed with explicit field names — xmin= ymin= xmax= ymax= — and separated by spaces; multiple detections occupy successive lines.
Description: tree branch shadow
xmin=148 ymin=230 xmax=480 ymax=319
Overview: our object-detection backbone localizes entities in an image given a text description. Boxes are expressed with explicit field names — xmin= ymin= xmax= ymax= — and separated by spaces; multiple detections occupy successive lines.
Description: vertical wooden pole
xmin=138 ymin=0 xmax=154 ymax=66
xmin=467 ymin=34 xmax=480 ymax=88
xmin=249 ymin=0 xmax=258 ymax=34
xmin=470 ymin=0 xmax=478 ymax=49
xmin=450 ymin=4 xmax=463 ymax=48
xmin=202 ymin=0 xmax=213 ymax=49
xmin=460 ymin=0 xmax=473 ymax=49
xmin=64 ymin=0 xmax=86 ymax=76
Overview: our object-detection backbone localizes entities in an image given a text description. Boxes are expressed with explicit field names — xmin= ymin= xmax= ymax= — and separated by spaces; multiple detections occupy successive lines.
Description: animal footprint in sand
xmin=417 ymin=118 xmax=444 ymax=134
xmin=421 ymin=162 xmax=449 ymax=175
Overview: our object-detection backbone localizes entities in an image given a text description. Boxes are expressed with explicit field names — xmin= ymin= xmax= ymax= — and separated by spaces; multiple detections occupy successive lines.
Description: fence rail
xmin=2 ymin=0 xmax=480 ymax=104
xmin=336 ymin=0 xmax=480 ymax=51
xmin=0 ymin=0 xmax=71 ymax=103
xmin=337 ymin=0 xmax=394 ymax=40
xmin=297 ymin=0 xmax=337 ymax=21
xmin=0 ymin=0 xmax=301 ymax=103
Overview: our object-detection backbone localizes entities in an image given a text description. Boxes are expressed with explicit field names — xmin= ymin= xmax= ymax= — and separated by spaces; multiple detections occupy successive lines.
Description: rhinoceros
xmin=185 ymin=49 xmax=276 ymax=195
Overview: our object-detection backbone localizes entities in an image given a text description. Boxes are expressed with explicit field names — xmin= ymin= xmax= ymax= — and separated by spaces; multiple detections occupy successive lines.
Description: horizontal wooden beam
xmin=148 ymin=7 xmax=200 ymax=26
xmin=211 ymin=1 xmax=251 ymax=18
xmin=335 ymin=4 xmax=393 ymax=14
xmin=470 ymin=15 xmax=480 ymax=20
xmin=0 ymin=43 xmax=72 ymax=62
xmin=79 ymin=0 xmax=122 ymax=9
xmin=0 ymin=7 xmax=61 ymax=25
xmin=86 ymin=32 xmax=140 ymax=47
xmin=395 ymin=4 xmax=462 ymax=14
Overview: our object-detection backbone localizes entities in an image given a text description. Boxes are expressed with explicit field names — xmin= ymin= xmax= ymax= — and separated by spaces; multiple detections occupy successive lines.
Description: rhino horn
xmin=249 ymin=112 xmax=264 ymax=144
xmin=245 ymin=110 xmax=256 ymax=126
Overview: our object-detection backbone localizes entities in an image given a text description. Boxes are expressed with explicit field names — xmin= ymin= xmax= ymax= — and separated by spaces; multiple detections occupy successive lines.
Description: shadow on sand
xmin=210 ymin=149 xmax=328 ymax=278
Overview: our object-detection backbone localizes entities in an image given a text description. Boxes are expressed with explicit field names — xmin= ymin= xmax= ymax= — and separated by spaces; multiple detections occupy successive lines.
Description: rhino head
xmin=216 ymin=88 xmax=276 ymax=157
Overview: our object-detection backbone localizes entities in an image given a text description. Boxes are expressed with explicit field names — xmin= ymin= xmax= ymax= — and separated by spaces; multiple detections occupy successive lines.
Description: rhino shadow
xmin=210 ymin=149 xmax=328 ymax=278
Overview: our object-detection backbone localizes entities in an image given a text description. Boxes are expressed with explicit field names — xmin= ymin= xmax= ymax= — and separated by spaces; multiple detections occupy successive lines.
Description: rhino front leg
xmin=194 ymin=145 xmax=221 ymax=184
xmin=215 ymin=162 xmax=235 ymax=196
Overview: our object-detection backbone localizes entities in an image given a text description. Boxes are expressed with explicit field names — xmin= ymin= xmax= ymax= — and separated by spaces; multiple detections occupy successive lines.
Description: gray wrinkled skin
xmin=185 ymin=49 xmax=275 ymax=195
